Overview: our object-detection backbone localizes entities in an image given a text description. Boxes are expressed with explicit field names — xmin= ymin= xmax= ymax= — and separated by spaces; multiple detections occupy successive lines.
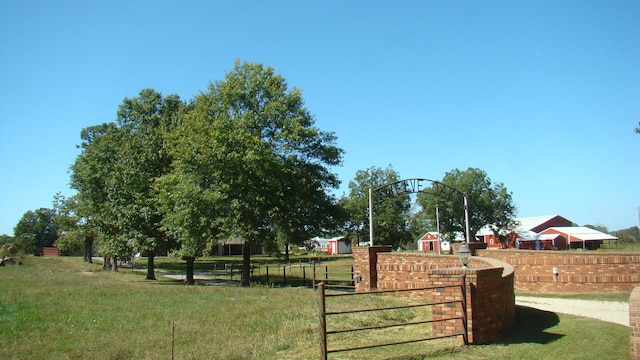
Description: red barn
xmin=417 ymin=232 xmax=459 ymax=252
xmin=477 ymin=215 xmax=574 ymax=249
xmin=417 ymin=232 xmax=440 ymax=251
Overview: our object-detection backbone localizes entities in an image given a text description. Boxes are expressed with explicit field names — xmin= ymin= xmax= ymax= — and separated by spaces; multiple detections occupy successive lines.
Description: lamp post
xmin=458 ymin=242 xmax=471 ymax=268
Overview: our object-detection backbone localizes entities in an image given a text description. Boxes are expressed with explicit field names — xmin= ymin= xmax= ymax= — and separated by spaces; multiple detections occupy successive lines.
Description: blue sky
xmin=1 ymin=1 xmax=639 ymax=236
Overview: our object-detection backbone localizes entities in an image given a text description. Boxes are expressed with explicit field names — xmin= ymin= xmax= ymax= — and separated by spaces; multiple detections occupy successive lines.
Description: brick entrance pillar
xmin=353 ymin=246 xmax=392 ymax=292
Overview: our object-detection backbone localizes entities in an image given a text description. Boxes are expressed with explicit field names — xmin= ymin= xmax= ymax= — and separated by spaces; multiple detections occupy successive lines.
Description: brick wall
xmin=42 ymin=247 xmax=59 ymax=257
xmin=478 ymin=249 xmax=640 ymax=292
xmin=631 ymin=286 xmax=640 ymax=359
xmin=353 ymin=248 xmax=515 ymax=344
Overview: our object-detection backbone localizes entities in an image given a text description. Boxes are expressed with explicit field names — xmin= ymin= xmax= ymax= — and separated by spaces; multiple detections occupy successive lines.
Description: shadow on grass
xmin=496 ymin=305 xmax=563 ymax=345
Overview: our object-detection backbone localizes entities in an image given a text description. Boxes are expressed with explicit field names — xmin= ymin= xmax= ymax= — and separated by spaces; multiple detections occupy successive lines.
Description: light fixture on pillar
xmin=458 ymin=243 xmax=471 ymax=268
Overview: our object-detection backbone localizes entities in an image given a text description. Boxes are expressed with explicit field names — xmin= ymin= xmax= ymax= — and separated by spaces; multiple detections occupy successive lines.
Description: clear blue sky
xmin=1 ymin=1 xmax=639 ymax=236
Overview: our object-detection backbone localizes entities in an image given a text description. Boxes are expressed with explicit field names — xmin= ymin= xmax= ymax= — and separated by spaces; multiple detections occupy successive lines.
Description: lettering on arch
xmin=373 ymin=178 xmax=462 ymax=205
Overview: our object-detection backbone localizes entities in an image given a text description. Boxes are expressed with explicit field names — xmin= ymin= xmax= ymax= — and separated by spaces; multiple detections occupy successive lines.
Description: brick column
xmin=353 ymin=246 xmax=392 ymax=292
xmin=430 ymin=272 xmax=472 ymax=342
xmin=631 ymin=286 xmax=640 ymax=359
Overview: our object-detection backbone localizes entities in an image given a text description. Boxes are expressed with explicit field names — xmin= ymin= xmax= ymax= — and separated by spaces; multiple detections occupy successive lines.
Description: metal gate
xmin=318 ymin=276 xmax=467 ymax=359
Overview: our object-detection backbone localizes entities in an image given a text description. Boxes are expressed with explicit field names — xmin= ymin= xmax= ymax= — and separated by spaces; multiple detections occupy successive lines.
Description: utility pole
xmin=436 ymin=206 xmax=441 ymax=255
xmin=369 ymin=188 xmax=374 ymax=246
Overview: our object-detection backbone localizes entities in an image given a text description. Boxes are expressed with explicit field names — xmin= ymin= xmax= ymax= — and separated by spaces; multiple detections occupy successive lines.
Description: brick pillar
xmin=631 ymin=286 xmax=640 ymax=359
xmin=430 ymin=273 xmax=471 ymax=342
xmin=353 ymin=246 xmax=392 ymax=292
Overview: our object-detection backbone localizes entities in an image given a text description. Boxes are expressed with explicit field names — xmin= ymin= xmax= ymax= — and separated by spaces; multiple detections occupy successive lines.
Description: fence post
xmin=318 ymin=282 xmax=327 ymax=360
xmin=313 ymin=262 xmax=317 ymax=289
xmin=460 ymin=274 xmax=468 ymax=345
xmin=266 ymin=266 xmax=269 ymax=284
xmin=283 ymin=267 xmax=287 ymax=284
xmin=303 ymin=266 xmax=306 ymax=287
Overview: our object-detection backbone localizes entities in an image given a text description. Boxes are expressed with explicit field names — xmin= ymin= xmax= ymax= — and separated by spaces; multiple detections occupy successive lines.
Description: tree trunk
xmin=85 ymin=237 xmax=93 ymax=263
xmin=146 ymin=253 xmax=156 ymax=280
xmin=284 ymin=242 xmax=290 ymax=262
xmin=112 ymin=256 xmax=118 ymax=272
xmin=103 ymin=255 xmax=111 ymax=271
xmin=241 ymin=242 xmax=251 ymax=287
xmin=185 ymin=257 xmax=195 ymax=285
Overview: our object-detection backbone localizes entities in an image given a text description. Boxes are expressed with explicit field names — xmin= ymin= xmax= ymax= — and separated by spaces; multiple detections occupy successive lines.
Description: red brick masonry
xmin=477 ymin=249 xmax=640 ymax=292
xmin=42 ymin=247 xmax=59 ymax=257
xmin=353 ymin=247 xmax=515 ymax=344
xmin=631 ymin=286 xmax=640 ymax=359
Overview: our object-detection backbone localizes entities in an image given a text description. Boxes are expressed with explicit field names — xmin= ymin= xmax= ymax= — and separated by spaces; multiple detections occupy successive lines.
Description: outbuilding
xmin=477 ymin=215 xmax=575 ymax=249
xmin=539 ymin=227 xmax=617 ymax=250
xmin=416 ymin=232 xmax=459 ymax=252
xmin=311 ymin=236 xmax=352 ymax=255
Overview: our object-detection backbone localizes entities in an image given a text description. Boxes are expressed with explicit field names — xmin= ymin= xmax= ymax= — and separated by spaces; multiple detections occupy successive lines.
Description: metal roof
xmin=514 ymin=215 xmax=565 ymax=232
xmin=542 ymin=226 xmax=618 ymax=241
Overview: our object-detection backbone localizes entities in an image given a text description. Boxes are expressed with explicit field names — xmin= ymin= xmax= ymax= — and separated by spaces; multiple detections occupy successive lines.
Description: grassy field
xmin=0 ymin=256 xmax=630 ymax=360
xmin=599 ymin=242 xmax=640 ymax=252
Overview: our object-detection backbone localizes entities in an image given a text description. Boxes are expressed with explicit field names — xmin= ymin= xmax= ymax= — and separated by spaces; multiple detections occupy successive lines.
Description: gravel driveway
xmin=516 ymin=296 xmax=629 ymax=326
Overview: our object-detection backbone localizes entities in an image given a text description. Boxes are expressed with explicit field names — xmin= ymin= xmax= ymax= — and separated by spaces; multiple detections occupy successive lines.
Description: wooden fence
xmin=317 ymin=276 xmax=467 ymax=359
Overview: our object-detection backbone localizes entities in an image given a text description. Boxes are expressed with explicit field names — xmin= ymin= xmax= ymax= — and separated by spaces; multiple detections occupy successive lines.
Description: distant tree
xmin=0 ymin=234 xmax=12 ymax=246
xmin=613 ymin=226 xmax=640 ymax=243
xmin=584 ymin=224 xmax=609 ymax=234
xmin=52 ymin=193 xmax=98 ymax=261
xmin=341 ymin=165 xmax=413 ymax=248
xmin=635 ymin=122 xmax=640 ymax=134
xmin=13 ymin=208 xmax=58 ymax=255
xmin=0 ymin=234 xmax=16 ymax=256
xmin=415 ymin=168 xmax=517 ymax=243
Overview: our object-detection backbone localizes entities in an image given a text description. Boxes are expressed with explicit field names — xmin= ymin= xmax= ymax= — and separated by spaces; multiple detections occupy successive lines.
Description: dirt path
xmin=516 ymin=296 xmax=629 ymax=326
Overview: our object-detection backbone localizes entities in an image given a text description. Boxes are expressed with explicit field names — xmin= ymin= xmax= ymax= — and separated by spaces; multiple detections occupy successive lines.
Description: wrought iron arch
xmin=368 ymin=178 xmax=470 ymax=246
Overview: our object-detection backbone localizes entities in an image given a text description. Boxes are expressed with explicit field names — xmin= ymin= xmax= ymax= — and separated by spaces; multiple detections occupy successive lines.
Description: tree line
xmin=11 ymin=61 xmax=635 ymax=284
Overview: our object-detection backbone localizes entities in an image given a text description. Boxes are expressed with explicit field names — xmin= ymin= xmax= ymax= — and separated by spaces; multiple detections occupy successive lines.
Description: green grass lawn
xmin=0 ymin=256 xmax=630 ymax=359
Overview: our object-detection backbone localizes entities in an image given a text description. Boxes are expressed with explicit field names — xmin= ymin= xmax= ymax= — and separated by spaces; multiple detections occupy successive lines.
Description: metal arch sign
xmin=368 ymin=178 xmax=470 ymax=247
xmin=371 ymin=178 xmax=462 ymax=205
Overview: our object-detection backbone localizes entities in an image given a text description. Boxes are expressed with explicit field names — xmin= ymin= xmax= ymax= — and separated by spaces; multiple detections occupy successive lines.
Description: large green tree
xmin=112 ymin=89 xmax=184 ymax=278
xmin=70 ymin=89 xmax=183 ymax=276
xmin=13 ymin=208 xmax=58 ymax=255
xmin=415 ymin=167 xmax=517 ymax=243
xmin=158 ymin=61 xmax=343 ymax=285
xmin=70 ymin=121 xmax=124 ymax=269
xmin=342 ymin=165 xmax=413 ymax=248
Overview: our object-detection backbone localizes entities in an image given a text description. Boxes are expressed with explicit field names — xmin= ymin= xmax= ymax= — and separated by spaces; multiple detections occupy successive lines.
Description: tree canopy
xmin=155 ymin=61 xmax=344 ymax=285
xmin=70 ymin=89 xmax=185 ymax=276
xmin=13 ymin=208 xmax=58 ymax=255
xmin=68 ymin=63 xmax=344 ymax=284
xmin=415 ymin=167 xmax=517 ymax=242
xmin=341 ymin=165 xmax=413 ymax=248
